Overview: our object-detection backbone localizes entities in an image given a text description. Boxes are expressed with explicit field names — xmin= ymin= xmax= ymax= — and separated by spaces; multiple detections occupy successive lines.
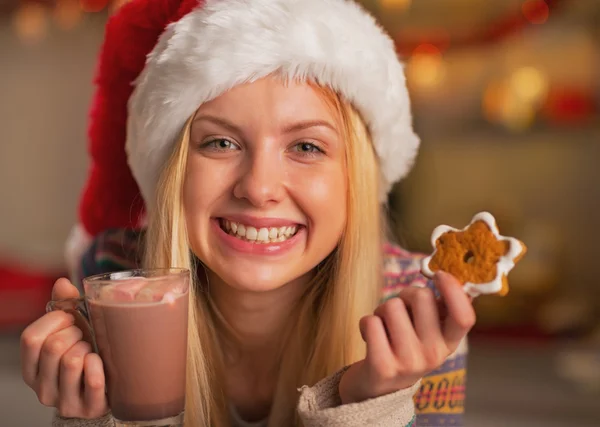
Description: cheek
xmin=292 ymin=166 xmax=347 ymax=234
xmin=183 ymin=159 xmax=221 ymax=236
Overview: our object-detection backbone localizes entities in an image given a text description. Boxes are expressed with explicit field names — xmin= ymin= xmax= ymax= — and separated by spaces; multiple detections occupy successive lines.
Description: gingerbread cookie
xmin=421 ymin=212 xmax=526 ymax=298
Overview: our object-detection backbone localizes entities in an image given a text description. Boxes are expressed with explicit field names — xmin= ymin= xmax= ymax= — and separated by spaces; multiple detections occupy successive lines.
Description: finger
xmin=52 ymin=278 xmax=81 ymax=301
xmin=36 ymin=325 xmax=83 ymax=407
xmin=83 ymin=353 xmax=108 ymax=416
xmin=373 ymin=298 xmax=420 ymax=358
xmin=398 ymin=287 xmax=444 ymax=345
xmin=434 ymin=271 xmax=476 ymax=349
xmin=20 ymin=311 xmax=75 ymax=386
xmin=359 ymin=315 xmax=395 ymax=369
xmin=58 ymin=341 xmax=92 ymax=414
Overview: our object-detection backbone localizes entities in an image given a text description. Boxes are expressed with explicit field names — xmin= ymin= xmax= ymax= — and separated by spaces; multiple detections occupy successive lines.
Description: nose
xmin=233 ymin=148 xmax=285 ymax=207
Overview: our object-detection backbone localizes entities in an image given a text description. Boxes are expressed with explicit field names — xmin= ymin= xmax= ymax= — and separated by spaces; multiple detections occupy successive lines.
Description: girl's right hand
xmin=20 ymin=278 xmax=109 ymax=419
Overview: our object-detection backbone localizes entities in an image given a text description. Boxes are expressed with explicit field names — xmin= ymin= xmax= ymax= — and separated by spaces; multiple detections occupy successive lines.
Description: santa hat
xmin=66 ymin=0 xmax=420 ymax=273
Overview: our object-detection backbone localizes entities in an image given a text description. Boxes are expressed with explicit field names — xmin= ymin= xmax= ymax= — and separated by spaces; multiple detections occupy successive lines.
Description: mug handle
xmin=46 ymin=298 xmax=98 ymax=353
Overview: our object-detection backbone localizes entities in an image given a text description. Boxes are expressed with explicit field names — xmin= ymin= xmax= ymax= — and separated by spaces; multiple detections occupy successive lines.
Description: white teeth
xmin=257 ymin=228 xmax=269 ymax=242
xmin=245 ymin=226 xmax=258 ymax=240
xmin=237 ymin=224 xmax=246 ymax=237
xmin=222 ymin=220 xmax=299 ymax=244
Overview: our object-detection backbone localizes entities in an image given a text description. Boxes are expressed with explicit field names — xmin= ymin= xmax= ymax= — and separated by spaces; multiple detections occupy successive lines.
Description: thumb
xmin=51 ymin=277 xmax=81 ymax=301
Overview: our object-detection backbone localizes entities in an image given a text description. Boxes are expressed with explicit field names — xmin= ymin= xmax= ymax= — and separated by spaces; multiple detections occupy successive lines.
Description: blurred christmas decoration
xmin=10 ymin=0 xmax=131 ymax=43
xmin=0 ymin=262 xmax=62 ymax=331
xmin=522 ymin=0 xmax=550 ymax=25
xmin=510 ymin=66 xmax=550 ymax=106
xmin=391 ymin=0 xmax=564 ymax=55
xmin=482 ymin=66 xmax=550 ymax=131
xmin=52 ymin=0 xmax=83 ymax=31
xmin=378 ymin=0 xmax=412 ymax=12
xmin=405 ymin=44 xmax=447 ymax=91
xmin=80 ymin=0 xmax=109 ymax=13
xmin=12 ymin=2 xmax=48 ymax=45
xmin=542 ymin=87 xmax=597 ymax=125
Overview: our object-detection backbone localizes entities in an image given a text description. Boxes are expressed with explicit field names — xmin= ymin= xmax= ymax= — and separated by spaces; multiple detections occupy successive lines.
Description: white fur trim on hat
xmin=127 ymin=0 xmax=420 ymax=205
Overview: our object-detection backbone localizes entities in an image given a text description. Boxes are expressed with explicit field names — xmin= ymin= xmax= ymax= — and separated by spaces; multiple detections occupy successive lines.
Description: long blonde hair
xmin=144 ymin=82 xmax=384 ymax=426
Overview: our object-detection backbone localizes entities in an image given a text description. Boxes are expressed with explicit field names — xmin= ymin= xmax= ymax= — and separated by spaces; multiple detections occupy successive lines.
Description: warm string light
xmin=509 ymin=66 xmax=549 ymax=105
xmin=482 ymin=66 xmax=549 ymax=131
xmin=79 ymin=0 xmax=110 ymax=13
xmin=522 ymin=0 xmax=550 ymax=25
xmin=53 ymin=0 xmax=83 ymax=31
xmin=378 ymin=0 xmax=412 ymax=12
xmin=13 ymin=3 xmax=48 ymax=45
xmin=13 ymin=0 xmax=131 ymax=45
xmin=394 ymin=0 xmax=558 ymax=55
xmin=405 ymin=44 xmax=447 ymax=91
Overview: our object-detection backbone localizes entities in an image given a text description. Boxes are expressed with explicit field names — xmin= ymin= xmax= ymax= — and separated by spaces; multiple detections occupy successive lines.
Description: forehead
xmin=196 ymin=76 xmax=340 ymax=126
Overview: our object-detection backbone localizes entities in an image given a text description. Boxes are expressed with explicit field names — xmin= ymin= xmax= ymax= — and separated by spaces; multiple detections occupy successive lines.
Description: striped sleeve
xmin=382 ymin=243 xmax=468 ymax=427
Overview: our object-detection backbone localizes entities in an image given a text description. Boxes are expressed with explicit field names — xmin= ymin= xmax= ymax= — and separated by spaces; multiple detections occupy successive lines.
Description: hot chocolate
xmin=87 ymin=283 xmax=189 ymax=422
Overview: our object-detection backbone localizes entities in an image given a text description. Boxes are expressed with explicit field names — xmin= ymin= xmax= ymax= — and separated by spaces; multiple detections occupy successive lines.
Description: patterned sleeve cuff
xmin=297 ymin=368 xmax=419 ymax=427
xmin=52 ymin=411 xmax=114 ymax=427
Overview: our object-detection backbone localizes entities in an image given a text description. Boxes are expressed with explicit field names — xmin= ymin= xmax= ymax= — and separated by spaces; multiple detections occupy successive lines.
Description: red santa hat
xmin=66 ymin=0 xmax=420 ymax=273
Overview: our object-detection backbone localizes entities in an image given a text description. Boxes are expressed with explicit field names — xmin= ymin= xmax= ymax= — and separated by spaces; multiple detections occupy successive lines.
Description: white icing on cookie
xmin=420 ymin=212 xmax=525 ymax=298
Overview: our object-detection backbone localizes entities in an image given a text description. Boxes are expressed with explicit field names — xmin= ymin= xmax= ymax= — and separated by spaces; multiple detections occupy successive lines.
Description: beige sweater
xmin=52 ymin=369 xmax=419 ymax=427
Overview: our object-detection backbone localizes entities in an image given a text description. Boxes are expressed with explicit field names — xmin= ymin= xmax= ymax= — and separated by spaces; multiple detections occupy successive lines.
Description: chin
xmin=217 ymin=263 xmax=308 ymax=293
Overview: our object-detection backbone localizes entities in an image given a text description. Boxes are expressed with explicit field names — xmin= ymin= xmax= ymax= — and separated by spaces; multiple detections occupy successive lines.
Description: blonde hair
xmin=144 ymin=83 xmax=384 ymax=427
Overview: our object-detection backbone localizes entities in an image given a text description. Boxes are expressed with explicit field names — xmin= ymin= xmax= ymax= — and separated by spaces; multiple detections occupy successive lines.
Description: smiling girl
xmin=21 ymin=1 xmax=473 ymax=426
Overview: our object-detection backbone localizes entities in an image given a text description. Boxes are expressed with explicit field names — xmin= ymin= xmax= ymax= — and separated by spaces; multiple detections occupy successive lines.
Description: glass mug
xmin=47 ymin=269 xmax=190 ymax=427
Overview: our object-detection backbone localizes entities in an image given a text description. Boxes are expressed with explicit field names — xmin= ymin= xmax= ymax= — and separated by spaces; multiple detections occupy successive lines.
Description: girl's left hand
xmin=339 ymin=270 xmax=476 ymax=404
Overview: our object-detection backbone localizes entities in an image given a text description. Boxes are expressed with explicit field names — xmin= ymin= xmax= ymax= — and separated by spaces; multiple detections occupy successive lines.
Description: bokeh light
xmin=79 ymin=0 xmax=109 ymax=13
xmin=482 ymin=67 xmax=548 ymax=132
xmin=378 ymin=0 xmax=412 ymax=11
xmin=522 ymin=0 xmax=550 ymax=25
xmin=509 ymin=66 xmax=549 ymax=105
xmin=406 ymin=44 xmax=447 ymax=90
xmin=12 ymin=3 xmax=48 ymax=45
xmin=53 ymin=0 xmax=83 ymax=31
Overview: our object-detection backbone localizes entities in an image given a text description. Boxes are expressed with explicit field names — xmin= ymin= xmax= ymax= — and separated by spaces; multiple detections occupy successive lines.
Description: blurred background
xmin=0 ymin=0 xmax=598 ymax=425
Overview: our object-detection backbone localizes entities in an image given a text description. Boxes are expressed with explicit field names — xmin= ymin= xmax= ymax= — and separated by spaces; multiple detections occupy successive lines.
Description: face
xmin=184 ymin=77 xmax=347 ymax=292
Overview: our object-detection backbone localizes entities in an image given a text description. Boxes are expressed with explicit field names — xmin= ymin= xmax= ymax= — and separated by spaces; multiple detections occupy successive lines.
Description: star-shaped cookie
xmin=421 ymin=212 xmax=527 ymax=298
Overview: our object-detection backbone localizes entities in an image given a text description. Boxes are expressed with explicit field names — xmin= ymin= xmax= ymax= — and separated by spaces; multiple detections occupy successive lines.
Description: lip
xmin=211 ymin=218 xmax=304 ymax=255
xmin=219 ymin=214 xmax=303 ymax=228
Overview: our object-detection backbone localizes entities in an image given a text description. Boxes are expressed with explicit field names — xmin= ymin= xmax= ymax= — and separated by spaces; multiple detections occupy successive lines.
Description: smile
xmin=219 ymin=219 xmax=299 ymax=244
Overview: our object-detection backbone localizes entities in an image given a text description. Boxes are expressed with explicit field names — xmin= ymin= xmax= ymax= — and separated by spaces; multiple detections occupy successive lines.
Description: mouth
xmin=218 ymin=218 xmax=301 ymax=245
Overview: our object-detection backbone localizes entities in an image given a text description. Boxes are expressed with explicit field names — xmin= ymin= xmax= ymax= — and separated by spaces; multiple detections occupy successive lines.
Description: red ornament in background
xmin=542 ymin=87 xmax=597 ymax=125
xmin=0 ymin=263 xmax=62 ymax=330
xmin=80 ymin=0 xmax=109 ymax=13
xmin=522 ymin=0 xmax=550 ymax=25
xmin=394 ymin=0 xmax=563 ymax=56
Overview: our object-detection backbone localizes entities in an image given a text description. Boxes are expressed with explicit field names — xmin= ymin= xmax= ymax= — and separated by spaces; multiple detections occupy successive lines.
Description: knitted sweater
xmin=53 ymin=229 xmax=468 ymax=427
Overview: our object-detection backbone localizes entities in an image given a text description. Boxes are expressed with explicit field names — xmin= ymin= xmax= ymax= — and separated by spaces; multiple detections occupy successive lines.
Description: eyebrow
xmin=193 ymin=115 xmax=338 ymax=135
xmin=282 ymin=120 xmax=338 ymax=134
xmin=193 ymin=115 xmax=242 ymax=134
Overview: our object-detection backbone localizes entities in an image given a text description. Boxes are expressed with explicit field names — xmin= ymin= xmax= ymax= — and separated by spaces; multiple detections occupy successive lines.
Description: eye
xmin=201 ymin=138 xmax=240 ymax=151
xmin=291 ymin=142 xmax=324 ymax=156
